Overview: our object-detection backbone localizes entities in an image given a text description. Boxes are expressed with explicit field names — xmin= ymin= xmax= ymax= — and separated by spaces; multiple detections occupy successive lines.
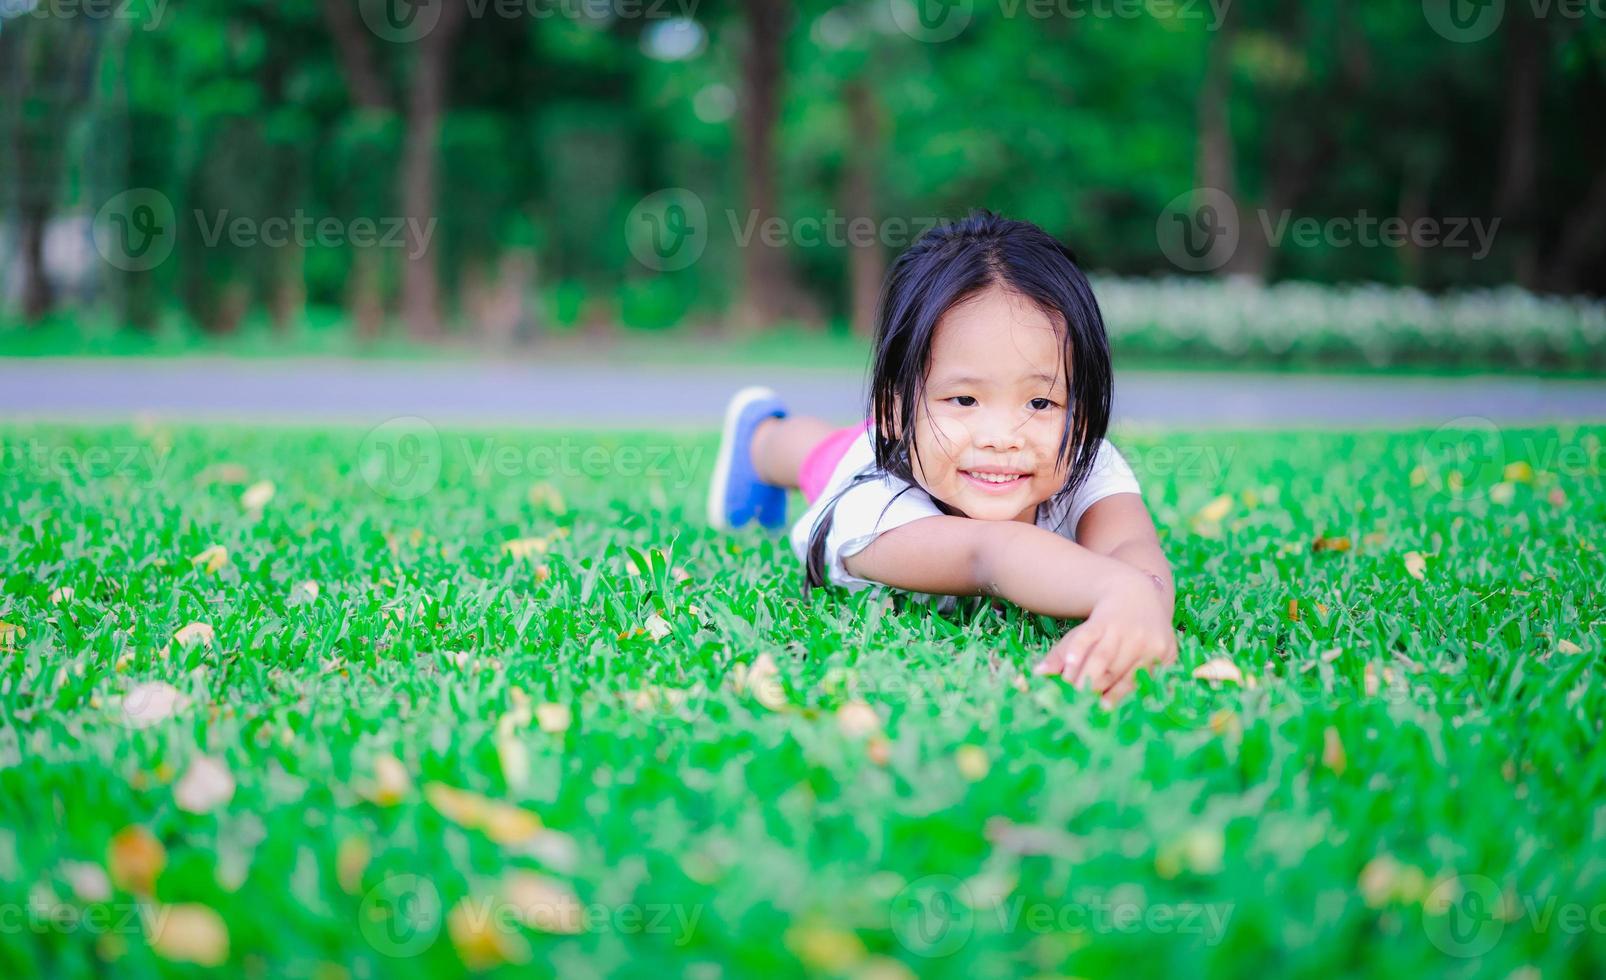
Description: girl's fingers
xmin=1031 ymin=636 xmax=1072 ymax=676
xmin=1101 ymin=674 xmax=1138 ymax=706
xmin=1062 ymin=629 xmax=1104 ymax=686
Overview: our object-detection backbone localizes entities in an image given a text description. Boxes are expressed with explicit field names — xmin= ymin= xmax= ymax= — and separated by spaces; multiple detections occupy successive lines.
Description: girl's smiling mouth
xmin=960 ymin=468 xmax=1032 ymax=491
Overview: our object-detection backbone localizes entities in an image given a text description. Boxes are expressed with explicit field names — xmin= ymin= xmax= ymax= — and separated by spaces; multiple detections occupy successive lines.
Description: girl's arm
xmin=842 ymin=496 xmax=1177 ymax=702
xmin=840 ymin=515 xmax=1157 ymax=619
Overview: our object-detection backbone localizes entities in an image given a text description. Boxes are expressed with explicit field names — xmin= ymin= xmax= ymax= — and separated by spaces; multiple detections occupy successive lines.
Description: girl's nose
xmin=972 ymin=409 xmax=1025 ymax=451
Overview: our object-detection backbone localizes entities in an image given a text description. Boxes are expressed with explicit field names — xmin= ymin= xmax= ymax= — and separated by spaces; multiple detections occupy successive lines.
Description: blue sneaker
xmin=708 ymin=386 xmax=789 ymax=531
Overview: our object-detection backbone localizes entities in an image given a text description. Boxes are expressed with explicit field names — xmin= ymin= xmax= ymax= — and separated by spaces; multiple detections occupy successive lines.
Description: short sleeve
xmin=1054 ymin=440 xmax=1143 ymax=536
xmin=789 ymin=468 xmax=944 ymax=592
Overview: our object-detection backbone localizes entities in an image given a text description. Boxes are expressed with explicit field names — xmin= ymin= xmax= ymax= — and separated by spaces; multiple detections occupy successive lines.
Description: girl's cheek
xmin=922 ymin=415 xmax=969 ymax=458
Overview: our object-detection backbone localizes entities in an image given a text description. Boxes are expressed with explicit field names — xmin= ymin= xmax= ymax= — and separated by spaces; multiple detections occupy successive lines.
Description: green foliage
xmin=0 ymin=422 xmax=1602 ymax=976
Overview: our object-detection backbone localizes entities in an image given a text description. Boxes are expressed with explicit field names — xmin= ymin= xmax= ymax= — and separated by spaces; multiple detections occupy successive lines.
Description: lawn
xmin=1 ymin=421 xmax=1602 ymax=978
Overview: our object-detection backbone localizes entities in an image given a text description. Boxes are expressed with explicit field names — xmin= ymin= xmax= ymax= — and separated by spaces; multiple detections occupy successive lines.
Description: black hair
xmin=805 ymin=210 xmax=1114 ymax=591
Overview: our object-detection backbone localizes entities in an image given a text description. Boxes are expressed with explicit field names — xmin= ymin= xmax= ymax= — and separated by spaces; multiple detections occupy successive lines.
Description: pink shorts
xmin=800 ymin=418 xmax=872 ymax=503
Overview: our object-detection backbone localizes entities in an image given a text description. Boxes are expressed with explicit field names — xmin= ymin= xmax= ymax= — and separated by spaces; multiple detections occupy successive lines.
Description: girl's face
xmin=908 ymin=285 xmax=1071 ymax=522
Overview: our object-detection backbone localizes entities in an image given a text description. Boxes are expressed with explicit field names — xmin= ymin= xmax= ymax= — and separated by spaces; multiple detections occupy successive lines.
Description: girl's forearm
xmin=842 ymin=515 xmax=1150 ymax=619
xmin=1104 ymin=538 xmax=1175 ymax=604
xmin=973 ymin=520 xmax=1156 ymax=619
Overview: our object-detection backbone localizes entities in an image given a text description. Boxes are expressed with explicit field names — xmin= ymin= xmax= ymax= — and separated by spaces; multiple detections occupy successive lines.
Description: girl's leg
xmin=751 ymin=416 xmax=837 ymax=489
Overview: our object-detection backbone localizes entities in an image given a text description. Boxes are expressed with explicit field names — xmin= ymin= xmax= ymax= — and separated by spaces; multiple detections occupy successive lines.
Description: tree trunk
xmin=841 ymin=79 xmax=884 ymax=337
xmin=320 ymin=0 xmax=393 ymax=110
xmin=399 ymin=2 xmax=467 ymax=340
xmin=1495 ymin=11 xmax=1545 ymax=288
xmin=734 ymin=0 xmax=807 ymax=331
xmin=1194 ymin=22 xmax=1236 ymax=200
xmin=1547 ymin=168 xmax=1606 ymax=293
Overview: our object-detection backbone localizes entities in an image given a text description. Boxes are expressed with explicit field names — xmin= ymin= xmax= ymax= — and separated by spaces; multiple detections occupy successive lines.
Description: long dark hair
xmin=806 ymin=210 xmax=1114 ymax=590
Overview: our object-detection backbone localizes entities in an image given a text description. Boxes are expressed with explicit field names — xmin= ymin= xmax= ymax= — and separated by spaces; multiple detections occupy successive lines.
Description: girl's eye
xmin=948 ymin=396 xmax=977 ymax=407
xmin=1028 ymin=398 xmax=1056 ymax=411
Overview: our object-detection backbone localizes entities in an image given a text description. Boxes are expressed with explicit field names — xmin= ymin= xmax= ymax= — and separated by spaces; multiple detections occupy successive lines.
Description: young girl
xmin=708 ymin=212 xmax=1177 ymax=704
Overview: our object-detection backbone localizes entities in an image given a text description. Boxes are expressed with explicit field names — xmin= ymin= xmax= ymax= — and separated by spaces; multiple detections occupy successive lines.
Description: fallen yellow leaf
xmin=1322 ymin=727 xmax=1347 ymax=775
xmin=1489 ymin=482 xmax=1516 ymax=505
xmin=357 ymin=754 xmax=413 ymax=807
xmin=501 ymin=536 xmax=550 ymax=560
xmin=1403 ymin=552 xmax=1427 ymax=581
xmin=1312 ymin=536 xmax=1352 ymax=553
xmin=448 ymin=898 xmax=531 ymax=970
xmin=172 ymin=622 xmax=216 ymax=649
xmin=336 ymin=836 xmax=371 ymax=895
xmin=1503 ymin=461 xmax=1534 ymax=483
xmin=49 ymin=586 xmax=75 ymax=603
xmin=786 ymin=921 xmax=867 ymax=973
xmin=190 ymin=545 xmax=229 ymax=574
xmin=120 ymin=677 xmax=189 ymax=726
xmin=1192 ymin=658 xmax=1244 ymax=686
xmin=107 ymin=826 xmax=166 ymax=895
xmin=955 ymin=745 xmax=990 ymax=781
xmin=732 ymin=653 xmax=787 ymax=710
xmin=643 ymin=612 xmax=672 ymax=641
xmin=0 ymin=620 xmax=24 ymax=650
xmin=289 ymin=580 xmax=320 ymax=604
xmin=535 ymin=702 xmax=572 ymax=734
xmin=173 ymin=756 xmax=235 ymax=814
xmin=502 ymin=870 xmax=587 ymax=934
xmin=240 ymin=480 xmax=276 ymax=511
xmin=1557 ymin=639 xmax=1583 ymax=655
xmin=527 ymin=483 xmax=567 ymax=514
xmin=836 ymin=702 xmax=881 ymax=739
xmin=146 ymin=903 xmax=229 ymax=966
xmin=425 ymin=782 xmax=542 ymax=845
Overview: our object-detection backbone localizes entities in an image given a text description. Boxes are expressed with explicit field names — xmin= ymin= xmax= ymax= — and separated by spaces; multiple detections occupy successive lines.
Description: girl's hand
xmin=1031 ymin=572 xmax=1177 ymax=704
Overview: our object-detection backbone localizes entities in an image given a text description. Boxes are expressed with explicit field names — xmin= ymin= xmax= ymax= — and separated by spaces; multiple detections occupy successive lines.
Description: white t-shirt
xmin=789 ymin=431 xmax=1143 ymax=591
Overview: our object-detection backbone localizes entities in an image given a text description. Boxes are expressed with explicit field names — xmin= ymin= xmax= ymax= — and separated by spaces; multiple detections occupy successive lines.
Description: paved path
xmin=2 ymin=358 xmax=1602 ymax=428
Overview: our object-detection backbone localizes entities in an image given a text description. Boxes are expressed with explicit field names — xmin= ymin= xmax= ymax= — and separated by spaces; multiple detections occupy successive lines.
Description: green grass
xmin=1 ymin=422 xmax=1603 ymax=978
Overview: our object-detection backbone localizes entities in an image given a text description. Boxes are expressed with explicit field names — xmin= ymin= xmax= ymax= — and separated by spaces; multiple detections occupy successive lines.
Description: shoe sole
xmin=706 ymin=385 xmax=779 ymax=530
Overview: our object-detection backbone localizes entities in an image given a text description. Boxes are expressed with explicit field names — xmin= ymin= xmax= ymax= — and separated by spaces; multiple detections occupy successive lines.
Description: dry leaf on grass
xmin=190 ymin=545 xmax=229 ymax=574
xmin=1312 ymin=536 xmax=1352 ymax=553
xmin=1191 ymin=658 xmax=1245 ymax=686
xmin=288 ymin=580 xmax=320 ymax=605
xmin=535 ymin=702 xmax=572 ymax=734
xmin=173 ymin=756 xmax=235 ymax=814
xmin=835 ymin=702 xmax=881 ymax=738
xmin=785 ymin=921 xmax=867 ymax=974
xmin=173 ymin=622 xmax=215 ymax=649
xmin=449 ymin=898 xmax=531 ymax=970
xmin=502 ymin=870 xmax=587 ymax=934
xmin=146 ymin=903 xmax=230 ymax=966
xmin=1557 ymin=639 xmax=1583 ymax=655
xmin=501 ymin=536 xmax=551 ymax=560
xmin=336 ymin=836 xmax=371 ymax=896
xmin=955 ymin=745 xmax=990 ymax=781
xmin=240 ymin=480 xmax=276 ymax=511
xmin=1323 ymin=727 xmax=1347 ymax=775
xmin=643 ymin=612 xmax=672 ymax=641
xmin=0 ymin=620 xmax=24 ymax=650
xmin=425 ymin=782 xmax=543 ymax=845
xmin=731 ymin=653 xmax=787 ymax=710
xmin=107 ymin=826 xmax=166 ymax=895
xmin=356 ymin=754 xmax=413 ymax=807
xmin=1403 ymin=552 xmax=1427 ymax=581
xmin=122 ymin=681 xmax=190 ymax=729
